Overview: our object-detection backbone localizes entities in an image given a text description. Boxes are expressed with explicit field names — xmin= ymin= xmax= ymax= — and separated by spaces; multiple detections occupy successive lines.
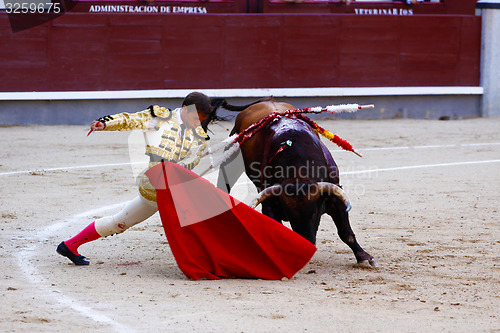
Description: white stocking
xmin=94 ymin=195 xmax=158 ymax=237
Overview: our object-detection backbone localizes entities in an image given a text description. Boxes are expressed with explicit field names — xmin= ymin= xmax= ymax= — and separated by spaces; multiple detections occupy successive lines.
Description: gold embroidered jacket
xmin=98 ymin=105 xmax=209 ymax=202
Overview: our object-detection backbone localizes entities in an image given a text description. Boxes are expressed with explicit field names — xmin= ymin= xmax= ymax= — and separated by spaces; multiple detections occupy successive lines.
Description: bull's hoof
xmin=357 ymin=258 xmax=379 ymax=269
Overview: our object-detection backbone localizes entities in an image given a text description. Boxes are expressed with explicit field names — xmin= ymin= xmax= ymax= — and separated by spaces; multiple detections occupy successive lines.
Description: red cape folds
xmin=145 ymin=162 xmax=316 ymax=280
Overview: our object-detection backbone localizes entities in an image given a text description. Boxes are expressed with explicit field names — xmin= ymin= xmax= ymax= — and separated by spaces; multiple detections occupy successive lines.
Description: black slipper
xmin=56 ymin=241 xmax=90 ymax=266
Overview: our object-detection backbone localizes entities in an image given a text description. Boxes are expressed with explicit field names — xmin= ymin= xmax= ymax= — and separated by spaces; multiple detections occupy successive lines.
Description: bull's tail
xmin=203 ymin=96 xmax=272 ymax=132
xmin=210 ymin=96 xmax=272 ymax=113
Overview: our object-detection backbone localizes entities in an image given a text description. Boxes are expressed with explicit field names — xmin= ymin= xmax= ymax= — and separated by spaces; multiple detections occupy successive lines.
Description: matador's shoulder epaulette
xmin=193 ymin=126 xmax=210 ymax=141
xmin=148 ymin=105 xmax=173 ymax=121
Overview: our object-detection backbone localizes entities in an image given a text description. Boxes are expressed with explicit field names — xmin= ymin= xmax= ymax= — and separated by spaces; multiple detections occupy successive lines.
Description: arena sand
xmin=0 ymin=117 xmax=499 ymax=332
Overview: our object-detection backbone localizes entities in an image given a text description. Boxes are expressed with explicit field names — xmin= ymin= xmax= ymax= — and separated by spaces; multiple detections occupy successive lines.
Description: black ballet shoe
xmin=56 ymin=241 xmax=90 ymax=266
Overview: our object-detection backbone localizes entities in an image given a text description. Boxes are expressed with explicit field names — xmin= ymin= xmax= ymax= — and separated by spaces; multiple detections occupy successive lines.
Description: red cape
xmin=146 ymin=162 xmax=316 ymax=280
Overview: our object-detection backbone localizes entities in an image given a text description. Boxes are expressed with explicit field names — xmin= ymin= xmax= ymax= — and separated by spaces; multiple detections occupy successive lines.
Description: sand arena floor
xmin=0 ymin=117 xmax=499 ymax=332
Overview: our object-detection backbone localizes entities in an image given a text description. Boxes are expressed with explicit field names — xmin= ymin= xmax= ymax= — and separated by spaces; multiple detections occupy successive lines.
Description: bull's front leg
xmin=261 ymin=200 xmax=283 ymax=225
xmin=326 ymin=198 xmax=378 ymax=268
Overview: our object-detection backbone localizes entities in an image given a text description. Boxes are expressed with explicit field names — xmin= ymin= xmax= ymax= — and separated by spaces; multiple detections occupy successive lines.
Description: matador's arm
xmin=97 ymin=105 xmax=171 ymax=131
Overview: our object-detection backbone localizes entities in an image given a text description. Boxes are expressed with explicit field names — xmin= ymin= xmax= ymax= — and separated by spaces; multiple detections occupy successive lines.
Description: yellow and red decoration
xmin=200 ymin=104 xmax=373 ymax=175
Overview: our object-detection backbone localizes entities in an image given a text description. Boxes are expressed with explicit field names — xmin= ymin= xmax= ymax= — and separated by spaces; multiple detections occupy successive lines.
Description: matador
xmin=57 ymin=92 xmax=211 ymax=265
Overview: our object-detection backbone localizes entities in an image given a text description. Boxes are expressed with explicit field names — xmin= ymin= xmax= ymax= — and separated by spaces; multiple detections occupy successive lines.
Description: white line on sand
xmin=341 ymin=159 xmax=500 ymax=175
xmin=16 ymin=203 xmax=136 ymax=333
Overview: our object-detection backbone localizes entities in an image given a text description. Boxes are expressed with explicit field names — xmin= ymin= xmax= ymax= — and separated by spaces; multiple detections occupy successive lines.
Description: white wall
xmin=478 ymin=1 xmax=500 ymax=116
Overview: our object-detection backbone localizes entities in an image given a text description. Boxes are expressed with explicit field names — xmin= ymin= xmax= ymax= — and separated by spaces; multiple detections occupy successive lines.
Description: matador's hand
xmin=90 ymin=120 xmax=106 ymax=131
xmin=88 ymin=120 xmax=106 ymax=136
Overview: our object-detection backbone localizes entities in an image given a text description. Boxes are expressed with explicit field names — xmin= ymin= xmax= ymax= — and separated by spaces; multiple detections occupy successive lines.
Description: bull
xmin=215 ymin=100 xmax=378 ymax=268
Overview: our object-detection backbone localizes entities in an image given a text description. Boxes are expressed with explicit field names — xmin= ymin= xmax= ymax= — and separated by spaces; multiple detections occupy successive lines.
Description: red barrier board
xmin=0 ymin=7 xmax=480 ymax=92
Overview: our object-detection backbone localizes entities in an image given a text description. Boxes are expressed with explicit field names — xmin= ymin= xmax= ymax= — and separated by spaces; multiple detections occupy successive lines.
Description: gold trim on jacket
xmin=98 ymin=106 xmax=208 ymax=202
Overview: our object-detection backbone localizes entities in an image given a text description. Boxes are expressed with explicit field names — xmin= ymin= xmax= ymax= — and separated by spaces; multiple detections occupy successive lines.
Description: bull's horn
xmin=317 ymin=182 xmax=352 ymax=212
xmin=251 ymin=185 xmax=282 ymax=208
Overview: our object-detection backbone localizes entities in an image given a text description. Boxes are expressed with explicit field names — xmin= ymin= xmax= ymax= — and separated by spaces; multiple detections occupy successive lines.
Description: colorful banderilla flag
xmin=146 ymin=162 xmax=316 ymax=280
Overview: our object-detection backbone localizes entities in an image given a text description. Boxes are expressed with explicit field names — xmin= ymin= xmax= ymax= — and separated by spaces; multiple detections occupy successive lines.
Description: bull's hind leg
xmin=326 ymin=198 xmax=378 ymax=268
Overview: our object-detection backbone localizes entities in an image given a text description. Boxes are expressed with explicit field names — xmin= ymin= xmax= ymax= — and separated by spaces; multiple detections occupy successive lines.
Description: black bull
xmin=216 ymin=101 xmax=377 ymax=268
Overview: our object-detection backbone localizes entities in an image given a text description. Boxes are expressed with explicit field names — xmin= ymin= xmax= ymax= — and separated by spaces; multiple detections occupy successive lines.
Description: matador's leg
xmin=57 ymin=195 xmax=157 ymax=265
